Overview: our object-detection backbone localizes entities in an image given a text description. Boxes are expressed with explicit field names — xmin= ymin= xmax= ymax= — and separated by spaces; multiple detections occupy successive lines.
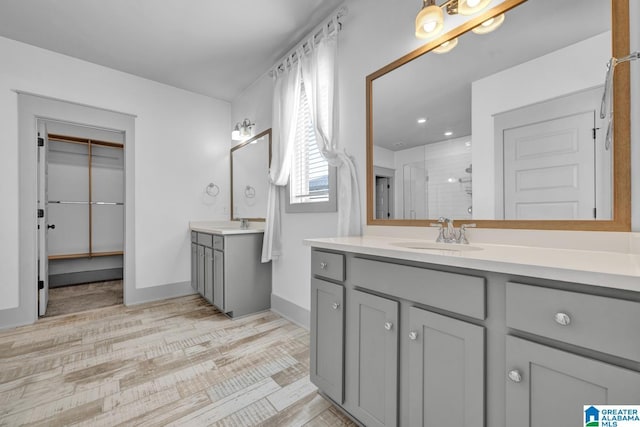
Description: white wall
xmin=471 ymin=32 xmax=610 ymax=218
xmin=233 ymin=0 xmax=640 ymax=314
xmin=0 ymin=36 xmax=230 ymax=311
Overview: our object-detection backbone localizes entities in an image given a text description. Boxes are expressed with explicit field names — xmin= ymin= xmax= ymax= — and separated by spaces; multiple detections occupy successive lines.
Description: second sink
xmin=390 ymin=241 xmax=483 ymax=252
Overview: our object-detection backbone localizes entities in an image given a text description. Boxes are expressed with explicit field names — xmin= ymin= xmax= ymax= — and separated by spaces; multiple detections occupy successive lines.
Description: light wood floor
xmin=0 ymin=295 xmax=355 ymax=426
xmin=45 ymin=280 xmax=123 ymax=317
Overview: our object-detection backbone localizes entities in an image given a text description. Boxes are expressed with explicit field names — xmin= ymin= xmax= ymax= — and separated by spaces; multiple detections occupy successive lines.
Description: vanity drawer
xmin=213 ymin=235 xmax=224 ymax=250
xmin=311 ymin=250 xmax=345 ymax=282
xmin=191 ymin=231 xmax=197 ymax=242
xmin=197 ymin=232 xmax=213 ymax=247
xmin=351 ymin=258 xmax=485 ymax=320
xmin=506 ymin=282 xmax=640 ymax=361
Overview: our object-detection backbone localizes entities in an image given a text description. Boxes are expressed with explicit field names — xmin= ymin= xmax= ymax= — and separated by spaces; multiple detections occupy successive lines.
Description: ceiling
xmin=0 ymin=0 xmax=344 ymax=101
xmin=373 ymin=0 xmax=610 ymax=151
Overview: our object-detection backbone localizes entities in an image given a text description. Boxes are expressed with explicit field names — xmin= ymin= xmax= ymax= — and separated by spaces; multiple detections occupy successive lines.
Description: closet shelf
xmin=48 ymin=251 xmax=124 ymax=260
xmin=49 ymin=201 xmax=124 ymax=205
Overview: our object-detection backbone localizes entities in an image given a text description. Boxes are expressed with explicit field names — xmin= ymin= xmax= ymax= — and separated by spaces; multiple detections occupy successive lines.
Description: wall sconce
xmin=231 ymin=118 xmax=255 ymax=141
xmin=415 ymin=0 xmax=505 ymax=42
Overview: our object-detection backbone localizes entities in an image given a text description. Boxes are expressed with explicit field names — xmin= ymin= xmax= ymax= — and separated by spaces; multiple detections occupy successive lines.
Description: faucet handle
xmin=457 ymin=223 xmax=476 ymax=244
xmin=430 ymin=223 xmax=445 ymax=243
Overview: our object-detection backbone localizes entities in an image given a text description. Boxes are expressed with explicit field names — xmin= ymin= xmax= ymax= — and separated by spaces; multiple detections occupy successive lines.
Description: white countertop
xmin=190 ymin=221 xmax=265 ymax=235
xmin=304 ymin=235 xmax=640 ymax=293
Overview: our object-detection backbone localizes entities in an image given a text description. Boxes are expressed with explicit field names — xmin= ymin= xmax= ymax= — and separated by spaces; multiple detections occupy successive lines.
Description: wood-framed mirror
xmin=230 ymin=128 xmax=272 ymax=221
xmin=366 ymin=0 xmax=630 ymax=231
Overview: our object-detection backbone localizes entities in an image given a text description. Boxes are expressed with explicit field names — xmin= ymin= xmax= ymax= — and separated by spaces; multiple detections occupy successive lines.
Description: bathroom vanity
xmin=305 ymin=236 xmax=640 ymax=427
xmin=190 ymin=222 xmax=271 ymax=318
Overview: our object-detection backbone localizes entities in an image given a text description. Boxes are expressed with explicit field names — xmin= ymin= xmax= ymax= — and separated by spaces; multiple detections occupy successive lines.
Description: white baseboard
xmin=271 ymin=294 xmax=310 ymax=330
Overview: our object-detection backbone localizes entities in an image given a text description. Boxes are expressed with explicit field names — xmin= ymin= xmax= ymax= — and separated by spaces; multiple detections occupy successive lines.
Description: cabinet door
xmin=213 ymin=249 xmax=224 ymax=310
xmin=196 ymin=245 xmax=205 ymax=296
xmin=349 ymin=289 xmax=399 ymax=427
xmin=190 ymin=243 xmax=198 ymax=292
xmin=506 ymin=336 xmax=640 ymax=427
xmin=310 ymin=278 xmax=344 ymax=404
xmin=204 ymin=247 xmax=213 ymax=303
xmin=408 ymin=307 xmax=485 ymax=427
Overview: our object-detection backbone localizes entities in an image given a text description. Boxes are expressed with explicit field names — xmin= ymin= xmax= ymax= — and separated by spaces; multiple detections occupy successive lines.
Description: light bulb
xmin=472 ymin=13 xmax=505 ymax=34
xmin=423 ymin=20 xmax=437 ymax=33
xmin=458 ymin=0 xmax=491 ymax=16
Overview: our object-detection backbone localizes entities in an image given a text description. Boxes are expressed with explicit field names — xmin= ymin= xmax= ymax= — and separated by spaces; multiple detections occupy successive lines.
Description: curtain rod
xmin=269 ymin=6 xmax=348 ymax=77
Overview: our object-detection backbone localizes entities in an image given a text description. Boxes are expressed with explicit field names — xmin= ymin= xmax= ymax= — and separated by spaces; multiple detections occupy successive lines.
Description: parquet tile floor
xmin=0 ymin=295 xmax=356 ymax=426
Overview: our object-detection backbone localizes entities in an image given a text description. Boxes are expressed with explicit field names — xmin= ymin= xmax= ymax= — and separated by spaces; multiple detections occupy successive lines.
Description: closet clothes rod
xmin=48 ymin=201 xmax=124 ymax=205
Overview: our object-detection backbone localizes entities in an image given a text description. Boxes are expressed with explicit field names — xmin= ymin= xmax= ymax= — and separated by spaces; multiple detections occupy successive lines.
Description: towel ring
xmin=206 ymin=183 xmax=220 ymax=197
xmin=244 ymin=185 xmax=255 ymax=199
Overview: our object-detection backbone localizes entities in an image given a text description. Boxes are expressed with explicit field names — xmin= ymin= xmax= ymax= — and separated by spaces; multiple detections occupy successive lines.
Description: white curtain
xmin=261 ymin=58 xmax=302 ymax=262
xmin=301 ymin=18 xmax=361 ymax=237
xmin=262 ymin=16 xmax=361 ymax=262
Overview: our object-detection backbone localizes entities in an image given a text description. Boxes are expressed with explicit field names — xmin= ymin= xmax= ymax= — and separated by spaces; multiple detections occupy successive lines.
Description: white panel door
xmin=503 ymin=111 xmax=595 ymax=220
xmin=37 ymin=121 xmax=49 ymax=316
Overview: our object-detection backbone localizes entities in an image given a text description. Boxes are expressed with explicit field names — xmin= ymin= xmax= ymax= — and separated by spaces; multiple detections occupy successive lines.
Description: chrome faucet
xmin=430 ymin=218 xmax=476 ymax=244
xmin=240 ymin=218 xmax=249 ymax=230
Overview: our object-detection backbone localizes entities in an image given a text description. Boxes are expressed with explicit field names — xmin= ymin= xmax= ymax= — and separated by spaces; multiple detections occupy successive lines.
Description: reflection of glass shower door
xmin=403 ymin=162 xmax=427 ymax=219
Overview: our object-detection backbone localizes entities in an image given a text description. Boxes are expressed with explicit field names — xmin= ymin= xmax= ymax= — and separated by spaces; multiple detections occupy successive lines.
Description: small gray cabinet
xmin=408 ymin=307 xmax=485 ymax=427
xmin=348 ymin=289 xmax=398 ymax=427
xmin=190 ymin=231 xmax=271 ymax=317
xmin=505 ymin=336 xmax=640 ymax=427
xmin=310 ymin=278 xmax=345 ymax=404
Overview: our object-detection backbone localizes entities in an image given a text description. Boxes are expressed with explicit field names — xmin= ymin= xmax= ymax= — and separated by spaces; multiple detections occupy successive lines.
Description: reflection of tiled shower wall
xmin=424 ymin=137 xmax=472 ymax=219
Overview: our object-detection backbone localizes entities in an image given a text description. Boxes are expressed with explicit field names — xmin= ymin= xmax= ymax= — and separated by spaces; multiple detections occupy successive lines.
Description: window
xmin=285 ymin=81 xmax=336 ymax=213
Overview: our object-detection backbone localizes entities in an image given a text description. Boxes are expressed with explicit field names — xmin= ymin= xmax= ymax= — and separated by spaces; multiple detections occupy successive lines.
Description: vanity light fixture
xmin=231 ymin=118 xmax=255 ymax=141
xmin=415 ymin=0 xmax=505 ymax=40
xmin=472 ymin=13 xmax=505 ymax=34
xmin=433 ymin=38 xmax=459 ymax=54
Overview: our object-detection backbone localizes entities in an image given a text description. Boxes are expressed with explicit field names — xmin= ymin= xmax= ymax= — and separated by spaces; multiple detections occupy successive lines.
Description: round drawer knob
xmin=554 ymin=312 xmax=571 ymax=326
xmin=408 ymin=331 xmax=418 ymax=341
xmin=332 ymin=302 xmax=340 ymax=310
xmin=320 ymin=262 xmax=328 ymax=270
xmin=508 ymin=369 xmax=522 ymax=383
xmin=384 ymin=321 xmax=393 ymax=331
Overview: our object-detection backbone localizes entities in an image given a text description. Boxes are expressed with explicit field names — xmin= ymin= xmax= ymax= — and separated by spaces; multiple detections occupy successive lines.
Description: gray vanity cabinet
xmin=347 ymin=289 xmax=398 ymax=427
xmin=505 ymin=336 xmax=640 ymax=427
xmin=190 ymin=231 xmax=271 ymax=317
xmin=310 ymin=278 xmax=344 ymax=404
xmin=408 ymin=307 xmax=485 ymax=427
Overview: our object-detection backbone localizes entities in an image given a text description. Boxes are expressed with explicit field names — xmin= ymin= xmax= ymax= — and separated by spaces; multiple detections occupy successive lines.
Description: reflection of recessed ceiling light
xmin=447 ymin=177 xmax=457 ymax=183
xmin=465 ymin=141 xmax=471 ymax=147
xmin=417 ymin=118 xmax=427 ymax=124
xmin=444 ymin=131 xmax=453 ymax=136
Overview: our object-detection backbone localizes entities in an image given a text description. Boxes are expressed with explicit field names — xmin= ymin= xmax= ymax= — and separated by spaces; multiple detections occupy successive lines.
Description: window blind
xmin=290 ymin=82 xmax=329 ymax=204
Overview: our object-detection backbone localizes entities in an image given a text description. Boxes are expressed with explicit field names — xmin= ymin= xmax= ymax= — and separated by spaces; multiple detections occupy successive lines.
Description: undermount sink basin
xmin=390 ymin=241 xmax=483 ymax=252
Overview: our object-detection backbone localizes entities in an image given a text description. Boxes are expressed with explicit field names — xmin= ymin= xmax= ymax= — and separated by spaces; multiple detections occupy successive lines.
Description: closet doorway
xmin=38 ymin=119 xmax=125 ymax=317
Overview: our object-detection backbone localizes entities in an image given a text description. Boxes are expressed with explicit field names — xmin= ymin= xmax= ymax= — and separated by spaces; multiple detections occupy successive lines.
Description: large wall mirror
xmin=367 ymin=0 xmax=630 ymax=231
xmin=231 ymin=129 xmax=272 ymax=221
